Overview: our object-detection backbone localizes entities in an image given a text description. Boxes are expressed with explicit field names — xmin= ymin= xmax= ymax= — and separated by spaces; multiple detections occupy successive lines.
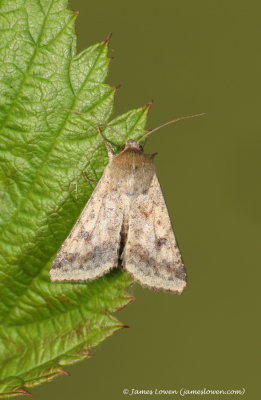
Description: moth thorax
xmin=110 ymin=150 xmax=155 ymax=196
xmin=124 ymin=139 xmax=142 ymax=151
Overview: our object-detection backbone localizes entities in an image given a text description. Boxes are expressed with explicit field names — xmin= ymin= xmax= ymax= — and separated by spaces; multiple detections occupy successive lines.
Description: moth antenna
xmin=137 ymin=112 xmax=206 ymax=143
xmin=64 ymin=108 xmax=126 ymax=142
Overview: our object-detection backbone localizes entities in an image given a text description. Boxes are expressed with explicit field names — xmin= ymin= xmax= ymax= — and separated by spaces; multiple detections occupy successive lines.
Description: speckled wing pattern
xmin=123 ymin=174 xmax=186 ymax=293
xmin=50 ymin=168 xmax=124 ymax=282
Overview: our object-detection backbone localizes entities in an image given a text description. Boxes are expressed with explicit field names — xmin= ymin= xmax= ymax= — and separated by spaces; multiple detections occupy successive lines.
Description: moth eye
xmin=139 ymin=145 xmax=143 ymax=151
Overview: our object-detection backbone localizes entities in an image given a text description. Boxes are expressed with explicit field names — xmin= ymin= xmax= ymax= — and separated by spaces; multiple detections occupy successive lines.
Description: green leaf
xmin=0 ymin=0 xmax=149 ymax=396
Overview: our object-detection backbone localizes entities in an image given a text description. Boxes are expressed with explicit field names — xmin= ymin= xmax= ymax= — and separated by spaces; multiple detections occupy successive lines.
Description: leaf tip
xmin=114 ymin=84 xmax=121 ymax=91
xmin=18 ymin=388 xmax=32 ymax=396
xmin=116 ymin=295 xmax=135 ymax=311
xmin=145 ymin=99 xmax=154 ymax=109
xmin=104 ymin=32 xmax=113 ymax=44
xmin=57 ymin=370 xmax=70 ymax=377
xmin=82 ymin=348 xmax=94 ymax=357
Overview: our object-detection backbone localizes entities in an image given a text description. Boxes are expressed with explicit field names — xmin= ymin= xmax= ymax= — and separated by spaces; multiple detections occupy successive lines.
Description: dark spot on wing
xmin=157 ymin=238 xmax=167 ymax=247
xmin=175 ymin=265 xmax=186 ymax=281
xmin=65 ymin=252 xmax=79 ymax=263
xmin=52 ymin=252 xmax=80 ymax=269
xmin=80 ymin=230 xmax=90 ymax=239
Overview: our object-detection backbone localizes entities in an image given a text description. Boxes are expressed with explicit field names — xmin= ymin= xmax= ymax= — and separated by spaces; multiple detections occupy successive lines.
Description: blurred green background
xmin=31 ymin=0 xmax=260 ymax=399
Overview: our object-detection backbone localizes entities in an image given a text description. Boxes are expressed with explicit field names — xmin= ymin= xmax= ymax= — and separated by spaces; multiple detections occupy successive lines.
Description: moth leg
xmin=83 ymin=172 xmax=98 ymax=185
xmin=96 ymin=126 xmax=115 ymax=160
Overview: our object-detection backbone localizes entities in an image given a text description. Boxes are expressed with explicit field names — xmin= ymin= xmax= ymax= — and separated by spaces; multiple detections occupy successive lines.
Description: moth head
xmin=120 ymin=139 xmax=143 ymax=152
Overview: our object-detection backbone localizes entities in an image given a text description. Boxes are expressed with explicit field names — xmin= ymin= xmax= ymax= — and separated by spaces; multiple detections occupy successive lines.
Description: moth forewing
xmin=123 ymin=174 xmax=186 ymax=293
xmin=50 ymin=165 xmax=124 ymax=282
xmin=50 ymin=139 xmax=187 ymax=293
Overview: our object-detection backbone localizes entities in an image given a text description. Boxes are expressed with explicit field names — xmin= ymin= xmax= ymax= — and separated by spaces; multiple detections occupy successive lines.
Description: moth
xmin=50 ymin=112 xmax=204 ymax=293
